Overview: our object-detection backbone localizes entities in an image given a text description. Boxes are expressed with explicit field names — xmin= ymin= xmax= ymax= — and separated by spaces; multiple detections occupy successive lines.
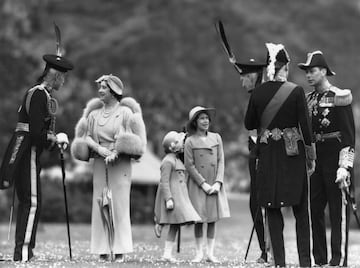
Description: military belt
xmin=259 ymin=127 xmax=300 ymax=144
xmin=314 ymin=131 xmax=341 ymax=142
xmin=15 ymin=122 xmax=29 ymax=132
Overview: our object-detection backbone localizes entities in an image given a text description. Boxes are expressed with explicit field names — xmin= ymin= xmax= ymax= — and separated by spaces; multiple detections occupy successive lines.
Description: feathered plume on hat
xmin=42 ymin=22 xmax=74 ymax=72
xmin=265 ymin=43 xmax=289 ymax=81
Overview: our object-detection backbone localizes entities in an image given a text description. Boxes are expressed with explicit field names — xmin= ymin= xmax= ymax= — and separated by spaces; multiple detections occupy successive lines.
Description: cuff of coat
xmin=338 ymin=146 xmax=355 ymax=169
xmin=305 ymin=143 xmax=316 ymax=160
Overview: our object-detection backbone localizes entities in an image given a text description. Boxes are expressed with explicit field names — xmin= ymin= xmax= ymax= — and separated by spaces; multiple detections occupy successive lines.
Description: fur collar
xmin=82 ymin=97 xmax=142 ymax=118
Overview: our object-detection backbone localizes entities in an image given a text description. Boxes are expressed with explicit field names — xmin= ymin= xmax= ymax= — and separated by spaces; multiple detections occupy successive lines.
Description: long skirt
xmin=90 ymin=156 xmax=133 ymax=254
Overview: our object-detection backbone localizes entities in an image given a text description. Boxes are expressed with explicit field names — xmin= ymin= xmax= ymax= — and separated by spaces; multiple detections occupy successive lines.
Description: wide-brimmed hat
xmin=186 ymin=106 xmax=215 ymax=132
xmin=43 ymin=54 xmax=74 ymax=72
xmin=235 ymin=58 xmax=267 ymax=75
xmin=95 ymin=74 xmax=124 ymax=95
xmin=298 ymin=51 xmax=335 ymax=76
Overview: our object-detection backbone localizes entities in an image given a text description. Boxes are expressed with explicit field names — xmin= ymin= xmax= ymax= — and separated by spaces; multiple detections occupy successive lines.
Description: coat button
xmin=179 ymin=180 xmax=183 ymax=183
xmin=201 ymin=165 xmax=204 ymax=168
xmin=280 ymin=201 xmax=284 ymax=206
xmin=200 ymin=154 xmax=203 ymax=157
xmin=267 ymin=202 xmax=271 ymax=206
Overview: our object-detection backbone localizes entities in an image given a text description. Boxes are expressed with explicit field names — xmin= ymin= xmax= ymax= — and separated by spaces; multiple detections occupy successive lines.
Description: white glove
xmin=166 ymin=199 xmax=174 ymax=210
xmin=104 ymin=152 xmax=118 ymax=165
xmin=209 ymin=182 xmax=221 ymax=195
xmin=335 ymin=167 xmax=350 ymax=189
xmin=201 ymin=182 xmax=212 ymax=194
xmin=97 ymin=146 xmax=112 ymax=158
xmin=306 ymin=159 xmax=316 ymax=176
xmin=56 ymin=132 xmax=69 ymax=150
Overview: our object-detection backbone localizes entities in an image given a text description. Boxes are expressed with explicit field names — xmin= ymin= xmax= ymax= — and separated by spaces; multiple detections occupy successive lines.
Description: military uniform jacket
xmin=0 ymin=85 xmax=51 ymax=188
xmin=307 ymin=86 xmax=355 ymax=172
xmin=245 ymin=81 xmax=313 ymax=208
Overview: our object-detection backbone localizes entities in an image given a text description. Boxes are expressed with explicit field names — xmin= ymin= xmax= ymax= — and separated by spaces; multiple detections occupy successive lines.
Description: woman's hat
xmin=162 ymin=131 xmax=186 ymax=153
xmin=298 ymin=51 xmax=336 ymax=76
xmin=235 ymin=58 xmax=267 ymax=75
xmin=95 ymin=74 xmax=124 ymax=95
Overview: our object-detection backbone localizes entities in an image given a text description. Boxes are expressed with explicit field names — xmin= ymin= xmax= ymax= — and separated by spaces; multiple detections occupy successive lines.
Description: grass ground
xmin=1 ymin=194 xmax=360 ymax=267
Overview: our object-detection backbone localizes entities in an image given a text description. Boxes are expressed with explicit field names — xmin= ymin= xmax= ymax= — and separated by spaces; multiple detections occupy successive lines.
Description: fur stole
xmin=71 ymin=97 xmax=147 ymax=161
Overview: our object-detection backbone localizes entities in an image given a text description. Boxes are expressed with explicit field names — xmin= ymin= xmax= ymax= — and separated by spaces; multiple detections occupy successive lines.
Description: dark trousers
xmin=249 ymin=157 xmax=266 ymax=258
xmin=13 ymin=146 xmax=41 ymax=261
xmin=267 ymin=184 xmax=311 ymax=267
xmin=311 ymin=147 xmax=349 ymax=267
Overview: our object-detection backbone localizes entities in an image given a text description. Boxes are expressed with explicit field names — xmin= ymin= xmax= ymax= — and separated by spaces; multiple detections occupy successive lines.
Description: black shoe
xmin=99 ymin=254 xmax=109 ymax=261
xmin=115 ymin=254 xmax=124 ymax=262
xmin=13 ymin=251 xmax=34 ymax=262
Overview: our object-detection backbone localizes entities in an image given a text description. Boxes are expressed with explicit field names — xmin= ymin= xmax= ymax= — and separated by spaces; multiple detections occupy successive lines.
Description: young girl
xmin=154 ymin=131 xmax=201 ymax=262
xmin=184 ymin=106 xmax=230 ymax=263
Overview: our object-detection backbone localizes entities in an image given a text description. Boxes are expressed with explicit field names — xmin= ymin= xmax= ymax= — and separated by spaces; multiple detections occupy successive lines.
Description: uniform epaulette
xmin=329 ymin=86 xmax=352 ymax=106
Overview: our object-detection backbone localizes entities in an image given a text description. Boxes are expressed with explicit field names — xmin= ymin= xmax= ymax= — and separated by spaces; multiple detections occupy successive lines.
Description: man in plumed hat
xmin=298 ymin=51 xmax=355 ymax=267
xmin=0 ymin=26 xmax=74 ymax=261
xmin=245 ymin=43 xmax=316 ymax=267
xmin=236 ymin=58 xmax=270 ymax=264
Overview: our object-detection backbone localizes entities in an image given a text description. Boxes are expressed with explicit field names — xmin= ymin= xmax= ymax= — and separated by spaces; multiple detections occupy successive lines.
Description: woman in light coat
xmin=184 ymin=106 xmax=230 ymax=263
xmin=70 ymin=74 xmax=146 ymax=262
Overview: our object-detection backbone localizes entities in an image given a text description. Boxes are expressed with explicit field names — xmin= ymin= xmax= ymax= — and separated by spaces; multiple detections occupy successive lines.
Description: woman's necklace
xmin=98 ymin=103 xmax=118 ymax=126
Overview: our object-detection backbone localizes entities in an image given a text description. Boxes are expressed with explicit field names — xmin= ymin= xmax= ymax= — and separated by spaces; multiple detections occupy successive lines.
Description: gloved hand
xmin=335 ymin=167 xmax=350 ymax=189
xmin=166 ymin=199 xmax=174 ymax=210
xmin=209 ymin=182 xmax=221 ymax=195
xmin=105 ymin=152 xmax=118 ymax=165
xmin=306 ymin=159 xmax=316 ymax=176
xmin=201 ymin=182 xmax=212 ymax=194
xmin=98 ymin=146 xmax=112 ymax=158
xmin=56 ymin=132 xmax=69 ymax=150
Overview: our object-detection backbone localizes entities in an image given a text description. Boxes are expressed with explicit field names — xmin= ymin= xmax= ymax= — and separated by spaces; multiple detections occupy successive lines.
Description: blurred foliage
xmin=1 ymin=0 xmax=360 ymax=221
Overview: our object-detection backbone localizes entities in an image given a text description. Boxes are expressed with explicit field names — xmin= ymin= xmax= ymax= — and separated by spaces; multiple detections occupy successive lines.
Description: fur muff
xmin=115 ymin=99 xmax=147 ymax=158
xmin=71 ymin=137 xmax=90 ymax=161
xmin=70 ymin=98 xmax=103 ymax=161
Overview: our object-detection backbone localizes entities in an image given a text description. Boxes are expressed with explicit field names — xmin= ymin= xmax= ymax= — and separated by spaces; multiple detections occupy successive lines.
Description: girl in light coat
xmin=154 ymin=131 xmax=201 ymax=262
xmin=184 ymin=106 xmax=230 ymax=263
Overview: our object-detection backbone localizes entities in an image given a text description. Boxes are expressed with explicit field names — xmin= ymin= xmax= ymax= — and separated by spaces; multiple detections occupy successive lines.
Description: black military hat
xmin=42 ymin=23 xmax=74 ymax=73
xmin=235 ymin=58 xmax=267 ymax=75
xmin=43 ymin=54 xmax=74 ymax=72
xmin=298 ymin=51 xmax=335 ymax=76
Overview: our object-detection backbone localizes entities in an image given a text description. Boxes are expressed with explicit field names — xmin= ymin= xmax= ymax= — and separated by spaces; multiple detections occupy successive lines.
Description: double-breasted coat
xmin=184 ymin=132 xmax=230 ymax=222
xmin=154 ymin=153 xmax=201 ymax=224
xmin=245 ymin=81 xmax=314 ymax=208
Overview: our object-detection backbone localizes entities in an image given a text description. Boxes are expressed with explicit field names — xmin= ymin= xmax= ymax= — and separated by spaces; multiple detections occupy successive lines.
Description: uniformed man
xmin=245 ymin=43 xmax=316 ymax=267
xmin=298 ymin=51 xmax=355 ymax=267
xmin=0 ymin=28 xmax=73 ymax=261
xmin=237 ymin=58 xmax=269 ymax=263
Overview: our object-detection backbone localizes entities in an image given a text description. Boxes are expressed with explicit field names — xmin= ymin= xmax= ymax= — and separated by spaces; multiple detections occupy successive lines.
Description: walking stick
xmin=177 ymin=226 xmax=181 ymax=253
xmin=7 ymin=186 xmax=16 ymax=241
xmin=244 ymin=205 xmax=260 ymax=262
xmin=57 ymin=133 xmax=72 ymax=260
xmin=343 ymin=186 xmax=360 ymax=229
